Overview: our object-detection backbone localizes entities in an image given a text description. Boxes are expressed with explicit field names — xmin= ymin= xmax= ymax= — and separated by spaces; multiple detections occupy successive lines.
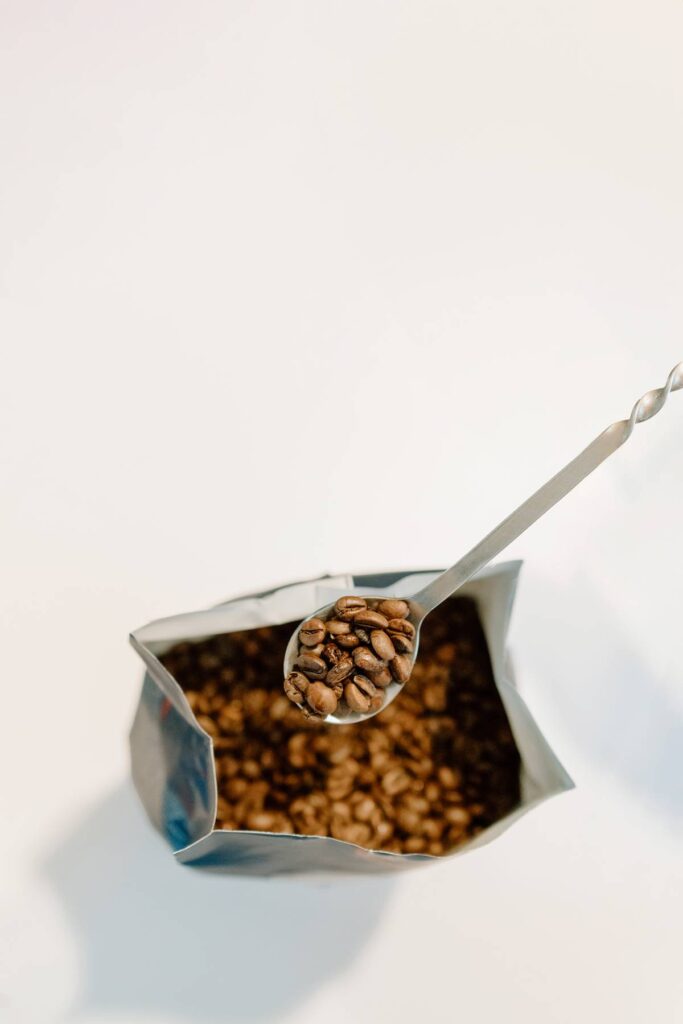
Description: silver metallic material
xmin=285 ymin=362 xmax=683 ymax=724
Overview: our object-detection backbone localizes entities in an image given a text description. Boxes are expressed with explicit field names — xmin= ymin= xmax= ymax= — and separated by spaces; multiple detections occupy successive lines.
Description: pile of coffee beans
xmin=160 ymin=596 xmax=520 ymax=856
xmin=284 ymin=596 xmax=415 ymax=718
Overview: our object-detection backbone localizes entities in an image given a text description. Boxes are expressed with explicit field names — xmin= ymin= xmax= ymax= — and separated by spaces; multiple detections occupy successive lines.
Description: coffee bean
xmin=381 ymin=767 xmax=411 ymax=795
xmin=370 ymin=629 xmax=396 ymax=661
xmin=353 ymin=794 xmax=379 ymax=823
xmin=326 ymin=619 xmax=352 ymax=636
xmin=344 ymin=681 xmax=371 ymax=713
xmin=396 ymin=806 xmax=421 ymax=833
xmin=387 ymin=617 xmax=416 ymax=638
xmin=335 ymin=596 xmax=368 ymax=620
xmin=444 ymin=806 xmax=471 ymax=827
xmin=327 ymin=765 xmax=356 ymax=800
xmin=438 ymin=765 xmax=462 ymax=789
xmin=390 ymin=654 xmax=412 ymax=683
xmin=306 ymin=682 xmax=339 ymax=716
xmin=329 ymin=678 xmax=344 ymax=700
xmin=389 ymin=632 xmax=413 ymax=653
xmin=351 ymin=609 xmax=389 ymax=629
xmin=378 ymin=599 xmax=410 ymax=619
xmin=402 ymin=794 xmax=430 ymax=815
xmin=331 ymin=820 xmax=372 ymax=845
xmin=424 ymin=681 xmax=448 ymax=711
xmin=422 ymin=818 xmax=444 ymax=841
xmin=354 ymin=626 xmax=371 ymax=644
xmin=242 ymin=759 xmax=262 ymax=780
xmin=435 ymin=642 xmax=458 ymax=664
xmin=283 ymin=672 xmax=309 ymax=704
xmin=374 ymin=819 xmax=394 ymax=844
xmin=353 ymin=646 xmax=386 ymax=675
xmin=322 ymin=642 xmax=344 ymax=664
xmin=294 ymin=652 xmax=327 ymax=679
xmin=350 ymin=671 xmax=376 ymax=704
xmin=336 ymin=632 xmax=360 ymax=649
xmin=336 ymin=595 xmax=367 ymax=613
xmin=368 ymin=666 xmax=392 ymax=688
xmin=326 ymin=655 xmax=355 ymax=685
xmin=246 ymin=810 xmax=278 ymax=831
xmin=368 ymin=691 xmax=384 ymax=713
xmin=299 ymin=618 xmax=326 ymax=646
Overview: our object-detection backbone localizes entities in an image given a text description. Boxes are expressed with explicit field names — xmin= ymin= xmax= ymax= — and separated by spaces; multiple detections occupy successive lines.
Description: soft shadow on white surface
xmin=44 ymin=782 xmax=394 ymax=1022
xmin=520 ymin=576 xmax=683 ymax=823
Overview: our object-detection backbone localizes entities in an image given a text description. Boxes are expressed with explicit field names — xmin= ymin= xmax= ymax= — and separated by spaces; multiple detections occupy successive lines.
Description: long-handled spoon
xmin=284 ymin=362 xmax=682 ymax=724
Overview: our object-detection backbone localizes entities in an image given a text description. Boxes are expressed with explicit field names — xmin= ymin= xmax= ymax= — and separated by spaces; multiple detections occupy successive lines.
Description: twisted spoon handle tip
xmin=413 ymin=361 xmax=683 ymax=614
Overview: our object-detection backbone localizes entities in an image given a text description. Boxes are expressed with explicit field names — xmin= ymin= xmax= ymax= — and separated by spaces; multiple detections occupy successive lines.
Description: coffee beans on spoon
xmin=284 ymin=596 xmax=414 ymax=718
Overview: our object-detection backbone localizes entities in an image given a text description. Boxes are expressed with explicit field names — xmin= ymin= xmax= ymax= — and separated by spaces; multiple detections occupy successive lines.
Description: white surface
xmin=1 ymin=2 xmax=682 ymax=1022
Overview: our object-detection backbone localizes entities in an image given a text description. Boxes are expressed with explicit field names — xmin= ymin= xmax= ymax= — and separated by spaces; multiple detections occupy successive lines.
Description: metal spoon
xmin=284 ymin=362 xmax=682 ymax=724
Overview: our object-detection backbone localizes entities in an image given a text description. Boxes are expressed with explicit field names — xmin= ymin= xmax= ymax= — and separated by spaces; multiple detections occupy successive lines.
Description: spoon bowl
xmin=283 ymin=596 xmax=427 ymax=724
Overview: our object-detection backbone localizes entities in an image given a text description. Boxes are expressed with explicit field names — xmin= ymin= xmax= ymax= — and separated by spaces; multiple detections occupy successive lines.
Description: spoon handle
xmin=411 ymin=362 xmax=683 ymax=615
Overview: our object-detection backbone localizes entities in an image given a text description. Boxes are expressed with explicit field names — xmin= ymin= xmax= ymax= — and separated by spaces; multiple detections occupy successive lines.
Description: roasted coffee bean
xmin=353 ymin=646 xmax=386 ymax=675
xmin=378 ymin=599 xmax=410 ymax=620
xmin=284 ymin=672 xmax=309 ymax=704
xmin=322 ymin=642 xmax=344 ymax=664
xmin=352 ymin=793 xmax=379 ymax=823
xmin=436 ymin=642 xmax=458 ymax=664
xmin=374 ymin=819 xmax=394 ymax=844
xmin=370 ymin=629 xmax=396 ymax=661
xmin=424 ymin=681 xmax=448 ymax=711
xmin=329 ymin=678 xmax=344 ymax=700
xmin=331 ymin=820 xmax=372 ymax=845
xmin=326 ymin=619 xmax=352 ymax=636
xmin=327 ymin=762 xmax=358 ymax=799
xmin=387 ymin=617 xmax=416 ymax=638
xmin=396 ymin=806 xmax=421 ymax=833
xmin=336 ymin=632 xmax=360 ymax=649
xmin=390 ymin=653 xmax=412 ymax=683
xmin=402 ymin=793 xmax=430 ymax=815
xmin=326 ymin=655 xmax=355 ymax=685
xmin=444 ymin=805 xmax=471 ymax=826
xmin=162 ymin=595 xmax=521 ymax=855
xmin=306 ymin=682 xmax=339 ymax=716
xmin=422 ymin=818 xmax=445 ymax=841
xmin=438 ymin=765 xmax=462 ymax=789
xmin=344 ymin=682 xmax=370 ymax=714
xmin=294 ymin=652 xmax=327 ymax=679
xmin=299 ymin=618 xmax=326 ymax=646
xmin=389 ymin=632 xmax=413 ymax=653
xmin=369 ymin=691 xmax=384 ymax=713
xmin=381 ymin=766 xmax=412 ymax=796
xmin=246 ymin=810 xmax=278 ymax=832
xmin=335 ymin=595 xmax=368 ymax=620
xmin=344 ymin=674 xmax=378 ymax=713
xmin=354 ymin=626 xmax=371 ymax=644
xmin=368 ymin=666 xmax=393 ymax=688
xmin=351 ymin=608 xmax=389 ymax=629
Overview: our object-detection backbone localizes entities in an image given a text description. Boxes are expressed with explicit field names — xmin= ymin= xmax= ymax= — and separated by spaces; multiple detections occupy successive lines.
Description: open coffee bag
xmin=129 ymin=563 xmax=572 ymax=875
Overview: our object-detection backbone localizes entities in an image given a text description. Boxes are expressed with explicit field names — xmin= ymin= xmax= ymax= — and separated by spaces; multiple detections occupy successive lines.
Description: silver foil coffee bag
xmin=129 ymin=563 xmax=572 ymax=875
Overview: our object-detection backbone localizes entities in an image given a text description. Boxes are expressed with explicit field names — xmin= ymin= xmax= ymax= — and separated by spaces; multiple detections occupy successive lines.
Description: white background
xmin=1 ymin=2 xmax=682 ymax=1022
